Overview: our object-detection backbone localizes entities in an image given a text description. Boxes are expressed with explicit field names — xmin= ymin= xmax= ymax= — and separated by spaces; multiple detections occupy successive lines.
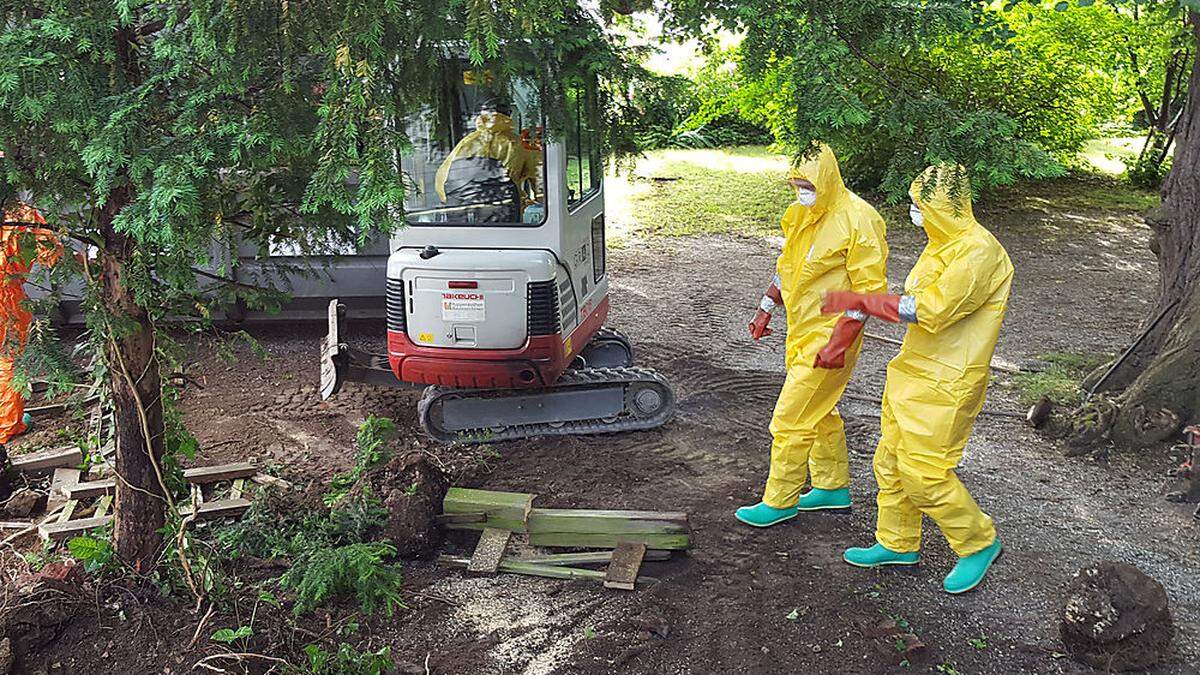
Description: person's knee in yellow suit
xmin=736 ymin=144 xmax=888 ymax=528
xmin=0 ymin=205 xmax=63 ymax=445
xmin=823 ymin=164 xmax=1012 ymax=593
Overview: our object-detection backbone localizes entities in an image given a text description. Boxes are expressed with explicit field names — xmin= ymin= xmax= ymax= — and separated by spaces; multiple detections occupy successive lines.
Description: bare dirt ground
xmin=13 ymin=178 xmax=1200 ymax=674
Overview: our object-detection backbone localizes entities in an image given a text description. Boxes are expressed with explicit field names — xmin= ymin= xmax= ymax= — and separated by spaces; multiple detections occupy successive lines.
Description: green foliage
xmin=661 ymin=0 xmax=1195 ymax=198
xmin=1127 ymin=153 xmax=1174 ymax=188
xmin=304 ymin=643 xmax=394 ymax=675
xmin=210 ymin=626 xmax=253 ymax=644
xmin=67 ymin=535 xmax=114 ymax=573
xmin=281 ymin=542 xmax=405 ymax=617
xmin=1012 ymin=352 xmax=1108 ymax=406
xmin=325 ymin=416 xmax=397 ymax=506
xmin=215 ymin=492 xmax=388 ymax=563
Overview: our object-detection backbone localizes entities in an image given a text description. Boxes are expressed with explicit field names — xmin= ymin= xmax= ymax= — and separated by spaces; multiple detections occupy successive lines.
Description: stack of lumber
xmin=438 ymin=487 xmax=690 ymax=591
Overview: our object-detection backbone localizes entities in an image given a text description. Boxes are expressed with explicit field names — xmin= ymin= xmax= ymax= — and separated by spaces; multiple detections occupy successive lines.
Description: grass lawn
xmin=607 ymin=144 xmax=1161 ymax=244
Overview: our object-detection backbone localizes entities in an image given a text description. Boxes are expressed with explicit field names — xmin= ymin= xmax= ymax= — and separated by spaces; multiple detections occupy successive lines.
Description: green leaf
xmin=211 ymin=626 xmax=253 ymax=643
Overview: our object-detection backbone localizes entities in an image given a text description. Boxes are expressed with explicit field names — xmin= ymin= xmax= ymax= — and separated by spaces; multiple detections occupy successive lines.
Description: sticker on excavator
xmin=442 ymin=293 xmax=485 ymax=322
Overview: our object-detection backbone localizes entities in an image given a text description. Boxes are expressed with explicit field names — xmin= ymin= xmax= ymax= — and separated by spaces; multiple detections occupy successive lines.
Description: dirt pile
xmin=1060 ymin=561 xmax=1175 ymax=671
xmin=0 ymin=563 xmax=86 ymax=674
xmin=351 ymin=451 xmax=447 ymax=558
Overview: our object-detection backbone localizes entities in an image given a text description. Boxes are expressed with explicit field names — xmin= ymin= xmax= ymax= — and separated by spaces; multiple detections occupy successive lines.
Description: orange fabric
xmin=0 ymin=205 xmax=61 ymax=443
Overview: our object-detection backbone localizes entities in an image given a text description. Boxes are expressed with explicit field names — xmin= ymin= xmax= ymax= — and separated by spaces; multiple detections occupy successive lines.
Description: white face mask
xmin=796 ymin=187 xmax=817 ymax=206
xmin=909 ymin=203 xmax=924 ymax=227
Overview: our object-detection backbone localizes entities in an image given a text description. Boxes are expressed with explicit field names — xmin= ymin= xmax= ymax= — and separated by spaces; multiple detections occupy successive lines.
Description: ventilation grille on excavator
xmin=386 ymin=278 xmax=407 ymax=333
xmin=527 ymin=280 xmax=561 ymax=336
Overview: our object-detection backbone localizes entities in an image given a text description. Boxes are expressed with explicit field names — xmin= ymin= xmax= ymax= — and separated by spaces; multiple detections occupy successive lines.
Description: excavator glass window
xmin=402 ymin=62 xmax=546 ymax=227
xmin=565 ymin=85 xmax=602 ymax=208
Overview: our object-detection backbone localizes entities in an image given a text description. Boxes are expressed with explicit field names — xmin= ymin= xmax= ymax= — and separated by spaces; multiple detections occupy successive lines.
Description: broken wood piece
xmin=178 ymin=498 xmax=251 ymax=521
xmin=513 ymin=550 xmax=672 ymax=566
xmin=94 ymin=495 xmax=113 ymax=518
xmin=443 ymin=488 xmax=535 ymax=533
xmin=0 ymin=521 xmax=33 ymax=531
xmin=467 ymin=527 xmax=512 ymax=575
xmin=39 ymin=516 xmax=112 ymax=543
xmin=440 ymin=555 xmax=657 ymax=584
xmin=183 ymin=462 xmax=256 ymax=484
xmin=250 ymin=473 xmax=293 ymax=490
xmin=62 ymin=478 xmax=115 ymax=500
xmin=230 ymin=478 xmax=246 ymax=500
xmin=604 ymin=543 xmax=647 ymax=591
xmin=11 ymin=446 xmax=83 ymax=473
xmin=527 ymin=531 xmax=690 ymax=550
xmin=527 ymin=509 xmax=690 ymax=535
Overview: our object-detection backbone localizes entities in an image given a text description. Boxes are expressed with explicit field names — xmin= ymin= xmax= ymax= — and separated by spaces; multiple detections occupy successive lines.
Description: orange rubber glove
xmin=749 ymin=275 xmax=784 ymax=340
xmin=822 ymin=291 xmax=903 ymax=323
xmin=749 ymin=309 xmax=772 ymax=339
xmin=814 ymin=315 xmax=865 ymax=369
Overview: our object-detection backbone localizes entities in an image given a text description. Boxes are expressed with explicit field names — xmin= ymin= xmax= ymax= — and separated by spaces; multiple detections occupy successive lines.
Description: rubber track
xmin=572 ymin=326 xmax=634 ymax=369
xmin=417 ymin=367 xmax=675 ymax=444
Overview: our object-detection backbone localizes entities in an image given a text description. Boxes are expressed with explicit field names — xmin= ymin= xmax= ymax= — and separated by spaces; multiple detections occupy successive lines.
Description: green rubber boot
xmin=843 ymin=543 xmax=920 ymax=568
xmin=797 ymin=487 xmax=851 ymax=511
xmin=943 ymin=539 xmax=1002 ymax=594
xmin=734 ymin=502 xmax=798 ymax=528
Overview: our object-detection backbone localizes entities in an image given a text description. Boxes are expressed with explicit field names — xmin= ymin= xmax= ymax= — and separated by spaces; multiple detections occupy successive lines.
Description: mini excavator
xmin=321 ymin=64 xmax=674 ymax=443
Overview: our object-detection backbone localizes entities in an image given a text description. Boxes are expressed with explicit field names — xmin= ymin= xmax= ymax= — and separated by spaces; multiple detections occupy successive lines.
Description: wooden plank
xmin=63 ymin=478 xmax=115 ymax=500
xmin=230 ymin=478 xmax=246 ymax=500
xmin=513 ymin=550 xmax=672 ymax=567
xmin=527 ymin=509 xmax=690 ymax=535
xmin=443 ymin=488 xmax=535 ymax=533
xmin=39 ymin=516 xmax=112 ymax=543
xmin=93 ymin=495 xmax=113 ymax=518
xmin=467 ymin=528 xmax=511 ymax=575
xmin=527 ymin=531 xmax=690 ymax=550
xmin=0 ymin=521 xmax=33 ymax=531
xmin=435 ymin=511 xmax=487 ymax=525
xmin=47 ymin=468 xmax=81 ymax=510
xmin=604 ymin=543 xmax=647 ymax=591
xmin=183 ymin=462 xmax=257 ymax=484
xmin=178 ymin=498 xmax=251 ymax=521
xmin=57 ymin=500 xmax=78 ymax=523
xmin=11 ymin=446 xmax=82 ymax=473
xmin=441 ymin=555 xmax=658 ymax=584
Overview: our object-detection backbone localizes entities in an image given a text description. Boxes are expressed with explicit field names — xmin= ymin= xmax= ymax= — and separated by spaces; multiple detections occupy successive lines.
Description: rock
xmin=1 ymin=489 xmax=41 ymax=518
xmin=1060 ymin=561 xmax=1175 ymax=671
xmin=0 ymin=637 xmax=12 ymax=675
xmin=349 ymin=452 xmax=447 ymax=559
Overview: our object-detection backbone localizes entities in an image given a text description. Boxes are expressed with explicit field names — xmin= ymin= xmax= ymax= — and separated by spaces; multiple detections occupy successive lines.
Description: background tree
xmin=0 ymin=0 xmax=639 ymax=571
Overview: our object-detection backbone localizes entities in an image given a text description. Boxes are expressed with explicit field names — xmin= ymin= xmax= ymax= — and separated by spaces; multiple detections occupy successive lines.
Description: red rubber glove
xmin=822 ymin=291 xmax=902 ymax=323
xmin=749 ymin=309 xmax=773 ymax=339
xmin=814 ymin=316 xmax=865 ymax=369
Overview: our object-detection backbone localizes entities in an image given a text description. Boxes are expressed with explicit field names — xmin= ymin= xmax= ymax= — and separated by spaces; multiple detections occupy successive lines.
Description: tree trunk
xmin=1101 ymin=15 xmax=1200 ymax=447
xmin=100 ymin=191 xmax=167 ymax=571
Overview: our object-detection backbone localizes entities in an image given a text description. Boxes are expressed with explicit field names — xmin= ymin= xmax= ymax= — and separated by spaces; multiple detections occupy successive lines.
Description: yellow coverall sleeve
xmin=845 ymin=226 xmax=887 ymax=295
xmin=910 ymin=248 xmax=1001 ymax=334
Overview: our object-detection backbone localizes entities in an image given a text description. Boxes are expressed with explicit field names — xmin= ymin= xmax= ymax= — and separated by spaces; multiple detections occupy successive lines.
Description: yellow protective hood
xmin=434 ymin=111 xmax=541 ymax=203
xmin=909 ymin=165 xmax=976 ymax=245
xmin=787 ymin=143 xmax=849 ymax=223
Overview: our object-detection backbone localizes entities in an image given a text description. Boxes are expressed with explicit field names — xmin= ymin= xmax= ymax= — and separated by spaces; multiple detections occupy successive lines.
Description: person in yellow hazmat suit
xmin=736 ymin=143 xmax=888 ymax=528
xmin=434 ymin=108 xmax=542 ymax=209
xmin=821 ymin=165 xmax=1012 ymax=594
xmin=0 ymin=204 xmax=62 ymax=444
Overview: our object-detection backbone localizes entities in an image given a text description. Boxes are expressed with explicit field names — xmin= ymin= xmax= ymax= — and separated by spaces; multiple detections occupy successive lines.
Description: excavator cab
xmin=322 ymin=61 xmax=673 ymax=442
